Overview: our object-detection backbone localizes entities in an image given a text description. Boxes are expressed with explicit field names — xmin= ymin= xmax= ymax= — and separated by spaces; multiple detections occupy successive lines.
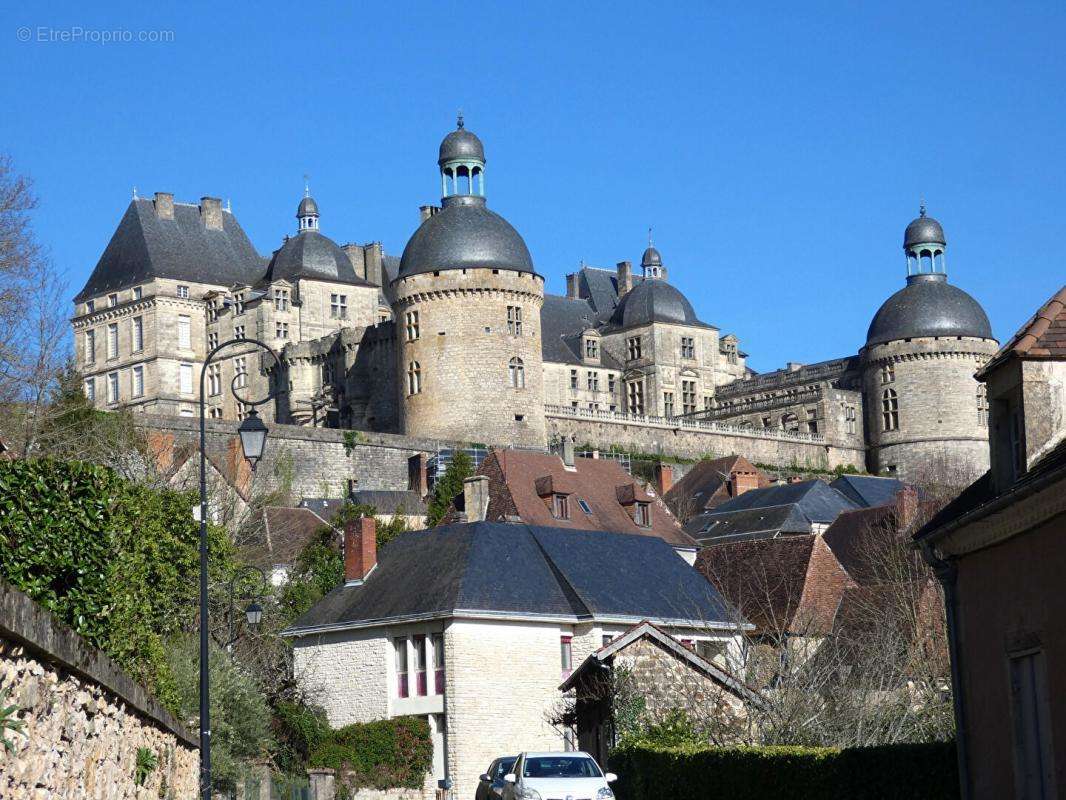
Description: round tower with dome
xmin=860 ymin=208 xmax=999 ymax=480
xmin=392 ymin=117 xmax=546 ymax=446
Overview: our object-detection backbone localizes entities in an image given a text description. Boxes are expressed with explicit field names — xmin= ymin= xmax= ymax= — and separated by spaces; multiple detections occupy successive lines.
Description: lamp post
xmin=199 ymin=338 xmax=281 ymax=800
xmin=224 ymin=564 xmax=269 ymax=651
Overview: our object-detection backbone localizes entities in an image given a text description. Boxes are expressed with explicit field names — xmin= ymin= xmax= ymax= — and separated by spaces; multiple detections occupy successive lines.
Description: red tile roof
xmin=979 ymin=284 xmax=1066 ymax=376
xmin=665 ymin=455 xmax=769 ymax=520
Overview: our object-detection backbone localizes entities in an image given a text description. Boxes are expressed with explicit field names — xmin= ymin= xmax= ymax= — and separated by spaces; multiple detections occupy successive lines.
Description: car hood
xmin=522 ymin=777 xmax=608 ymax=797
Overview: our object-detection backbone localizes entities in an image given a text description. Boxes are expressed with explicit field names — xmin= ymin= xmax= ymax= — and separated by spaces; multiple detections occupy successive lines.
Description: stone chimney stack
xmin=344 ymin=517 xmax=377 ymax=585
xmin=463 ymin=475 xmax=490 ymax=523
xmin=344 ymin=244 xmax=367 ymax=281
xmin=154 ymin=192 xmax=174 ymax=220
xmin=364 ymin=242 xmax=384 ymax=287
xmin=200 ymin=197 xmax=223 ymax=231
xmin=895 ymin=484 xmax=920 ymax=528
xmin=616 ymin=261 xmax=633 ymax=297
xmin=654 ymin=463 xmax=674 ymax=496
xmin=408 ymin=453 xmax=428 ymax=497
xmin=566 ymin=273 xmax=579 ymax=299
xmin=419 ymin=205 xmax=440 ymax=223
xmin=562 ymin=439 xmax=576 ymax=468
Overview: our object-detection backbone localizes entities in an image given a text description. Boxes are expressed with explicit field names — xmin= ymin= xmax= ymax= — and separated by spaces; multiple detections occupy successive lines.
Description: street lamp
xmin=244 ymin=601 xmax=264 ymax=626
xmin=198 ymin=338 xmax=281 ymax=800
xmin=223 ymin=564 xmax=269 ymax=650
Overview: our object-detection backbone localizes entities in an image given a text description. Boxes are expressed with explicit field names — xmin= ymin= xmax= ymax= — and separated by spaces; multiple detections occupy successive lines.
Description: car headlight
xmin=597 ymin=788 xmax=615 ymax=799
xmin=516 ymin=788 xmax=542 ymax=800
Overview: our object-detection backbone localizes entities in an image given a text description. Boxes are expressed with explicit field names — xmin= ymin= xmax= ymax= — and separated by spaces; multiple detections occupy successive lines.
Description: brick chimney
xmin=895 ymin=485 xmax=919 ymax=529
xmin=463 ymin=475 xmax=490 ymax=522
xmin=565 ymin=273 xmax=579 ymax=299
xmin=344 ymin=517 xmax=377 ymax=586
xmin=154 ymin=192 xmax=174 ymax=220
xmin=200 ymin=197 xmax=223 ymax=231
xmin=655 ymin=463 xmax=674 ymax=496
xmin=409 ymin=453 xmax=428 ymax=497
xmin=730 ymin=469 xmax=760 ymax=498
xmin=616 ymin=261 xmax=633 ymax=297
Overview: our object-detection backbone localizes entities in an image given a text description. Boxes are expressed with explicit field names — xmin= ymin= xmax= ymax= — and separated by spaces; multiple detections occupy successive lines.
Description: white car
xmin=501 ymin=751 xmax=617 ymax=800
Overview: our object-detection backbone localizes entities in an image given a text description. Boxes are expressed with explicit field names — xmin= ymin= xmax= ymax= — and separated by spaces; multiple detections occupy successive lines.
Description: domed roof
xmin=297 ymin=195 xmax=319 ymax=218
xmin=438 ymin=123 xmax=485 ymax=165
xmin=265 ymin=231 xmax=368 ymax=285
xmin=904 ymin=210 xmax=946 ymax=248
xmin=397 ymin=195 xmax=534 ymax=279
xmin=641 ymin=246 xmax=662 ymax=268
xmin=866 ymin=274 xmax=993 ymax=346
xmin=610 ymin=279 xmax=706 ymax=329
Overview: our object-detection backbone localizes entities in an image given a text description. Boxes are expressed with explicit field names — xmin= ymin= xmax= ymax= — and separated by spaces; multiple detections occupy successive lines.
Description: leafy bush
xmin=272 ymin=699 xmax=331 ymax=775
xmin=308 ymin=715 xmax=432 ymax=790
xmin=608 ymin=741 xmax=958 ymax=800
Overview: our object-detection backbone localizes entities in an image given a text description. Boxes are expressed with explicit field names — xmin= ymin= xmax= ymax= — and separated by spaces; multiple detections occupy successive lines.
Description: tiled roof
xmin=472 ymin=449 xmax=695 ymax=549
xmin=261 ymin=506 xmax=337 ymax=566
xmin=285 ymin=522 xmax=738 ymax=634
xmin=665 ymin=455 xmax=769 ymax=517
xmin=821 ymin=505 xmax=899 ymax=585
xmin=979 ymin=284 xmax=1066 ymax=376
xmin=684 ymin=503 xmax=811 ymax=543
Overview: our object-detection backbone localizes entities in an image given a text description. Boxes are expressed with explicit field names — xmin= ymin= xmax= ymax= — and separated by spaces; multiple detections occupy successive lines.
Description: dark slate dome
xmin=438 ymin=128 xmax=485 ymax=165
xmin=297 ymin=195 xmax=319 ymax=217
xmin=398 ymin=196 xmax=534 ymax=279
xmin=265 ymin=231 xmax=366 ymax=284
xmin=904 ymin=213 xmax=946 ymax=248
xmin=866 ymin=274 xmax=993 ymax=346
xmin=641 ymin=246 xmax=662 ymax=268
xmin=610 ymin=279 xmax=705 ymax=329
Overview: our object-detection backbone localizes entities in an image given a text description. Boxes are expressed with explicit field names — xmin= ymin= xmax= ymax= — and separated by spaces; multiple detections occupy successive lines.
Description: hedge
xmin=609 ymin=741 xmax=959 ymax=800
xmin=308 ymin=715 xmax=432 ymax=790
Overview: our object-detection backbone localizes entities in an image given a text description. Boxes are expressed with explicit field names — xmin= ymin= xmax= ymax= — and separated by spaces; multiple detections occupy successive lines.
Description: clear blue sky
xmin=3 ymin=1 xmax=1063 ymax=372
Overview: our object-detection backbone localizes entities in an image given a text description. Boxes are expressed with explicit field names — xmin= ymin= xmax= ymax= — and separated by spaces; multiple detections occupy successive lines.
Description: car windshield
xmin=495 ymin=758 xmax=516 ymax=779
xmin=522 ymin=756 xmax=601 ymax=778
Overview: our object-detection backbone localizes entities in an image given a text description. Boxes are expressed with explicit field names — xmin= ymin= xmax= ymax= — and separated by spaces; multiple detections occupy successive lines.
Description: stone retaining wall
xmin=0 ymin=582 xmax=198 ymax=799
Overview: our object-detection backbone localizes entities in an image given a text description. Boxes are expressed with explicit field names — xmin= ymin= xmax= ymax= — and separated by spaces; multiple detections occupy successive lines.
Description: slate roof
xmin=711 ymin=480 xmax=859 ymax=523
xmin=76 ymin=199 xmax=265 ymax=301
xmin=263 ymin=231 xmax=373 ymax=286
xmin=352 ymin=490 xmax=427 ymax=516
xmin=576 ymin=267 xmax=621 ymax=319
xmin=285 ymin=522 xmax=736 ymax=634
xmin=829 ymin=475 xmax=906 ymax=508
xmin=605 ymin=278 xmax=714 ymax=331
xmin=665 ymin=455 xmax=769 ymax=517
xmin=540 ymin=294 xmax=600 ymax=365
xmin=685 ymin=503 xmax=811 ymax=543
xmin=865 ymin=274 xmax=993 ymax=347
xmin=978 ymin=284 xmax=1066 ymax=376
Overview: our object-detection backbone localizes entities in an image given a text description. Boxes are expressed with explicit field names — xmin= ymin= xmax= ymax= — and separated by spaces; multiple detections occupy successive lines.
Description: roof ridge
xmin=524 ymin=524 xmax=595 ymax=618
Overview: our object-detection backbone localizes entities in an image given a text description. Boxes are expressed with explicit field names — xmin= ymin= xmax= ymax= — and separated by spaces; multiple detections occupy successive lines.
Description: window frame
xmin=131 ymin=365 xmax=144 ymax=399
xmin=552 ymin=493 xmax=570 ymax=520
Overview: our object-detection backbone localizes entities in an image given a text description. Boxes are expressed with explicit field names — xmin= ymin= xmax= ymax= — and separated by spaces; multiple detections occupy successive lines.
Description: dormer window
xmin=86 ymin=300 xmax=95 ymax=314
xmin=177 ymin=285 xmax=189 ymax=299
xmin=552 ymin=493 xmax=570 ymax=520
xmin=108 ymin=293 xmax=118 ymax=308
xmin=273 ymin=288 xmax=289 ymax=312
xmin=584 ymin=337 xmax=599 ymax=360
xmin=627 ymin=336 xmax=642 ymax=361
xmin=634 ymin=502 xmax=651 ymax=528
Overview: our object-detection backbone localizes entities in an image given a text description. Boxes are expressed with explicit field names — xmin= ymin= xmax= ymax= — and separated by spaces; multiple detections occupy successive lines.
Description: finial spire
xmin=304 ymin=174 xmax=310 ymax=197
xmin=132 ymin=186 xmax=138 ymax=200
xmin=648 ymin=227 xmax=653 ymax=247
xmin=457 ymin=110 xmax=464 ymax=129
xmin=919 ymin=198 xmax=926 ymax=217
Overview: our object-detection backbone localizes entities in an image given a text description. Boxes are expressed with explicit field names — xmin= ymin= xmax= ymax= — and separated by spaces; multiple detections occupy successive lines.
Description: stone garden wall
xmin=0 ymin=583 xmax=198 ymax=799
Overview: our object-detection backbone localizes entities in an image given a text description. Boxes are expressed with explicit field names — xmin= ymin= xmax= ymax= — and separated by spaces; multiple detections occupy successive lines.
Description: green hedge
xmin=308 ymin=715 xmax=432 ymax=790
xmin=609 ymin=741 xmax=958 ymax=800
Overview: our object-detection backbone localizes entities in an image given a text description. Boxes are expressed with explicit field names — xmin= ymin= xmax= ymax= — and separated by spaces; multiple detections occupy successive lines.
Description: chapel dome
xmin=297 ymin=195 xmax=319 ymax=218
xmin=264 ymin=230 xmax=364 ymax=284
xmin=904 ymin=212 xmax=946 ymax=249
xmin=641 ymin=246 xmax=663 ymax=268
xmin=610 ymin=279 xmax=704 ymax=329
xmin=865 ymin=274 xmax=993 ymax=346
xmin=438 ymin=127 xmax=485 ymax=165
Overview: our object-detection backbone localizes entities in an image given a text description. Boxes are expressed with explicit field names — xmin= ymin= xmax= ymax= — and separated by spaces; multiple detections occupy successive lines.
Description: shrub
xmin=272 ymin=700 xmax=331 ymax=775
xmin=608 ymin=741 xmax=958 ymax=800
xmin=308 ymin=715 xmax=433 ymax=790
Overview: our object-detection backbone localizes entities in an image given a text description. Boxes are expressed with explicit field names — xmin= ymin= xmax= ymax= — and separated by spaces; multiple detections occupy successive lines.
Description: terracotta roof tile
xmin=980 ymin=285 xmax=1066 ymax=376
xmin=664 ymin=455 xmax=770 ymax=519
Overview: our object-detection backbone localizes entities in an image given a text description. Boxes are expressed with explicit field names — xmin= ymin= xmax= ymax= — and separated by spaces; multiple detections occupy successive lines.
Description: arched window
xmin=977 ymin=384 xmax=988 ymax=426
xmin=509 ymin=357 xmax=525 ymax=388
xmin=882 ymin=388 xmax=899 ymax=431
xmin=407 ymin=361 xmax=421 ymax=395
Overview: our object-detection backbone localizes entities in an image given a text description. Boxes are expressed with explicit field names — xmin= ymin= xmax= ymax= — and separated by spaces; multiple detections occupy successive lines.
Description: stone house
xmin=446 ymin=442 xmax=697 ymax=563
xmin=283 ymin=518 xmax=746 ymax=800
xmin=914 ymin=285 xmax=1066 ymax=800
xmin=558 ymin=620 xmax=763 ymax=765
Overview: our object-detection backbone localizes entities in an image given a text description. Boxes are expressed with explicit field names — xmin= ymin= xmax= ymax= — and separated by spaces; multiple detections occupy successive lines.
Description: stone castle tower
xmin=860 ymin=208 xmax=999 ymax=480
xmin=392 ymin=117 xmax=547 ymax=446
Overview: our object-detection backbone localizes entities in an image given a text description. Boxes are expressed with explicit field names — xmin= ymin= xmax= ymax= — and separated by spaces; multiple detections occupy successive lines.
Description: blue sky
xmin=3 ymin=1 xmax=1063 ymax=372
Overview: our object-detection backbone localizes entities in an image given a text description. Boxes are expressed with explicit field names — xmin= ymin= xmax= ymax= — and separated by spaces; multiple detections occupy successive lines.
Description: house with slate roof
xmin=283 ymin=517 xmax=747 ymax=799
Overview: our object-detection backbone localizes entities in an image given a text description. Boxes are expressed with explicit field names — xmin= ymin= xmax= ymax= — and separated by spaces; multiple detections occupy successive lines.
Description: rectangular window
xmin=634 ymin=501 xmax=651 ymax=527
xmin=84 ymin=378 xmax=95 ymax=402
xmin=1009 ymin=649 xmax=1055 ymax=798
xmin=179 ymin=363 xmax=193 ymax=396
xmin=664 ymin=391 xmax=674 ymax=417
xmin=85 ymin=329 xmax=96 ymax=364
xmin=432 ymin=633 xmax=445 ymax=694
xmin=107 ymin=323 xmax=119 ymax=359
xmin=586 ymin=371 xmax=599 ymax=391
xmin=845 ymin=405 xmax=857 ymax=434
xmin=682 ymin=380 xmax=697 ymax=415
xmin=273 ymin=288 xmax=289 ymax=311
xmin=86 ymin=300 xmax=95 ymax=313
xmin=208 ymin=331 xmax=218 ymax=351
xmin=208 ymin=364 xmax=222 ymax=396
xmin=395 ymin=639 xmax=409 ymax=699
xmin=881 ymin=363 xmax=895 ymax=384
xmin=680 ymin=336 xmax=695 ymax=359
xmin=560 ymin=636 xmax=573 ymax=679
xmin=405 ymin=311 xmax=420 ymax=341
xmin=276 ymin=322 xmax=289 ymax=339
xmin=806 ymin=408 xmax=818 ymax=434
xmin=234 ymin=357 xmax=247 ymax=389
xmin=176 ymin=285 xmax=189 ymax=299
xmin=507 ymin=305 xmax=523 ymax=335
xmin=570 ymin=369 xmax=578 ymax=390
xmin=607 ymin=374 xmax=616 ymax=393
xmin=178 ymin=315 xmax=191 ymax=349
xmin=132 ymin=316 xmax=144 ymax=352
xmin=414 ymin=635 xmax=428 ymax=696
xmin=131 ymin=366 xmax=144 ymax=398
xmin=585 ymin=338 xmax=599 ymax=359
xmin=108 ymin=293 xmax=118 ymax=308
xmin=107 ymin=372 xmax=119 ymax=404
xmin=234 ymin=325 xmax=245 ymax=340
xmin=627 ymin=380 xmax=645 ymax=414
xmin=133 ymin=286 xmax=142 ymax=300
xmin=552 ymin=493 xmax=570 ymax=520
xmin=330 ymin=294 xmax=348 ymax=319
xmin=627 ymin=336 xmax=642 ymax=360
xmin=232 ymin=291 xmax=245 ymax=314
xmin=704 ymin=395 xmax=713 ymax=412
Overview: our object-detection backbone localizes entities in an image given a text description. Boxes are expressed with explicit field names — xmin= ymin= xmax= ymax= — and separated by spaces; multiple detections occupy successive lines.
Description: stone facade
xmin=0 ymin=583 xmax=198 ymax=800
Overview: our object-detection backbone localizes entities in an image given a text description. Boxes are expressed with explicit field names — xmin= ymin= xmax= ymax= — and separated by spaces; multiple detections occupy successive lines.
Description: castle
xmin=71 ymin=118 xmax=998 ymax=480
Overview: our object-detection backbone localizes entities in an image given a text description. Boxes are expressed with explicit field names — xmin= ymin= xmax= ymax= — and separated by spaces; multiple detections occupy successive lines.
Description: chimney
xmin=408 ymin=453 xmax=428 ymax=497
xmin=419 ymin=205 xmax=440 ymax=223
xmin=730 ymin=469 xmax=760 ymax=498
xmin=787 ymin=362 xmax=804 ymax=373
xmin=343 ymin=517 xmax=377 ymax=585
xmin=463 ymin=475 xmax=490 ymax=523
xmin=364 ymin=242 xmax=384 ymax=287
xmin=565 ymin=273 xmax=579 ymax=299
xmin=787 ymin=475 xmax=804 ymax=484
xmin=200 ymin=197 xmax=223 ymax=231
xmin=562 ymin=439 xmax=576 ymax=468
xmin=154 ymin=192 xmax=174 ymax=220
xmin=344 ymin=244 xmax=367 ymax=281
xmin=895 ymin=485 xmax=919 ymax=528
xmin=655 ymin=463 xmax=674 ymax=496
xmin=616 ymin=261 xmax=633 ymax=297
